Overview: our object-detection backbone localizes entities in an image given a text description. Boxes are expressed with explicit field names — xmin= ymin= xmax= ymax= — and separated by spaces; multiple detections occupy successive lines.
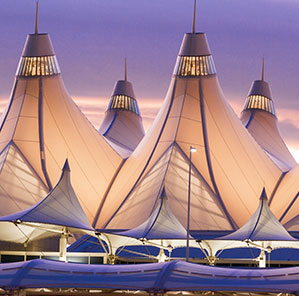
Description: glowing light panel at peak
xmin=108 ymin=95 xmax=140 ymax=116
xmin=243 ymin=94 xmax=276 ymax=117
xmin=174 ymin=55 xmax=216 ymax=77
xmin=16 ymin=55 xmax=61 ymax=77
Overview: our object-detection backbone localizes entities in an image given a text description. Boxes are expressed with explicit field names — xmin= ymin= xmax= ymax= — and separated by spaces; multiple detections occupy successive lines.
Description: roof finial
xmin=261 ymin=56 xmax=264 ymax=81
xmin=260 ymin=187 xmax=268 ymax=201
xmin=35 ymin=1 xmax=39 ymax=34
xmin=192 ymin=0 xmax=197 ymax=33
xmin=125 ymin=57 xmax=127 ymax=81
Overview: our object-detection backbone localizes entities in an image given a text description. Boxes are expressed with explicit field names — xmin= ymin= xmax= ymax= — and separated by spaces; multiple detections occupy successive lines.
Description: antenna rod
xmin=35 ymin=1 xmax=39 ymax=34
xmin=261 ymin=57 xmax=264 ymax=81
xmin=125 ymin=57 xmax=127 ymax=81
xmin=192 ymin=0 xmax=196 ymax=33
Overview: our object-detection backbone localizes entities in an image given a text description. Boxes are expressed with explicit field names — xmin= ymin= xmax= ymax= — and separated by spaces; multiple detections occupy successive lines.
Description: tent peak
xmin=260 ymin=187 xmax=268 ymax=201
xmin=63 ymin=159 xmax=71 ymax=172
xmin=159 ymin=187 xmax=167 ymax=200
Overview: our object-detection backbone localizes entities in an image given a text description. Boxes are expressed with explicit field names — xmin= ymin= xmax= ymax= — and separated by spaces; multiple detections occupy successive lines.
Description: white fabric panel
xmin=97 ymin=33 xmax=282 ymax=230
xmin=0 ymin=80 xmax=27 ymax=153
xmin=106 ymin=145 xmax=232 ymax=231
xmin=106 ymin=147 xmax=172 ymax=229
xmin=0 ymin=161 xmax=92 ymax=231
xmin=241 ymin=110 xmax=296 ymax=171
xmin=0 ymin=222 xmax=42 ymax=243
xmin=95 ymin=80 xmax=176 ymax=227
xmin=99 ymin=233 xmax=143 ymax=254
xmin=270 ymin=164 xmax=299 ymax=228
xmin=201 ymin=77 xmax=280 ymax=226
xmin=100 ymin=109 xmax=145 ymax=152
xmin=118 ymin=191 xmax=189 ymax=239
xmin=165 ymin=146 xmax=232 ymax=230
xmin=41 ymin=76 xmax=122 ymax=221
xmin=0 ymin=32 xmax=123 ymax=221
xmin=219 ymin=190 xmax=295 ymax=241
xmin=0 ymin=145 xmax=48 ymax=215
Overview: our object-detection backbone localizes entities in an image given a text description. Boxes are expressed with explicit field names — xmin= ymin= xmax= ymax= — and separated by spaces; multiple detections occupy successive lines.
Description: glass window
xmin=16 ymin=55 xmax=61 ymax=77
xmin=242 ymin=95 xmax=276 ymax=117
xmin=108 ymin=95 xmax=140 ymax=115
xmin=174 ymin=55 xmax=216 ymax=77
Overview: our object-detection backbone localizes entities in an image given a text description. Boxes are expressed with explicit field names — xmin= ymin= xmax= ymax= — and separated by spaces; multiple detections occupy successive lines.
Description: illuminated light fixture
xmin=190 ymin=147 xmax=197 ymax=153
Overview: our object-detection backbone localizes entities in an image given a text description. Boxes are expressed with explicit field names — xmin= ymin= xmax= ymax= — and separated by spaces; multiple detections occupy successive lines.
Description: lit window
xmin=16 ymin=55 xmax=61 ymax=77
xmin=174 ymin=55 xmax=216 ymax=77
xmin=243 ymin=95 xmax=276 ymax=117
xmin=108 ymin=95 xmax=140 ymax=116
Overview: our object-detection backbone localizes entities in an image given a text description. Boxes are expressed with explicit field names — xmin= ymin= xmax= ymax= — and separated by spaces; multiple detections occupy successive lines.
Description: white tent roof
xmin=99 ymin=64 xmax=145 ymax=155
xmin=94 ymin=27 xmax=282 ymax=231
xmin=0 ymin=159 xmax=92 ymax=231
xmin=219 ymin=188 xmax=296 ymax=241
xmin=0 ymin=160 xmax=93 ymax=244
xmin=116 ymin=187 xmax=190 ymax=240
xmin=269 ymin=163 xmax=299 ymax=231
xmin=240 ymin=66 xmax=296 ymax=171
xmin=0 ymin=17 xmax=123 ymax=222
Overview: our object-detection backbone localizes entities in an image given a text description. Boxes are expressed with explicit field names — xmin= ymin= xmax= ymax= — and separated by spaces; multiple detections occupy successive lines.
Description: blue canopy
xmin=0 ymin=259 xmax=298 ymax=293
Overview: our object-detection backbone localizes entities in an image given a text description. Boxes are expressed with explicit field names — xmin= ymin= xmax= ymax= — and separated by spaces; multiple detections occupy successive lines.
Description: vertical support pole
xmin=186 ymin=147 xmax=192 ymax=262
xmin=59 ymin=227 xmax=67 ymax=262
xmin=258 ymin=250 xmax=266 ymax=268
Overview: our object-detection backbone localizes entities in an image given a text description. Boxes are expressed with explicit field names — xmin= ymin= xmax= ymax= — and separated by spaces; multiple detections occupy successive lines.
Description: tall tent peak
xmin=16 ymin=3 xmax=60 ymax=77
xmin=174 ymin=11 xmax=216 ymax=78
xmin=62 ymin=159 xmax=71 ymax=172
xmin=17 ymin=34 xmax=59 ymax=77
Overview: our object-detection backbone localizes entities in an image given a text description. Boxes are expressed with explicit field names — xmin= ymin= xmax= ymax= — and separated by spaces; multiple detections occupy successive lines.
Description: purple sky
xmin=0 ymin=0 xmax=299 ymax=160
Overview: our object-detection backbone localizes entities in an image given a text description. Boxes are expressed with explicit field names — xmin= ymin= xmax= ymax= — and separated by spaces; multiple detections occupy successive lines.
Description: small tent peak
xmin=34 ymin=1 xmax=39 ymax=34
xmin=159 ymin=187 xmax=167 ymax=200
xmin=241 ymin=67 xmax=275 ymax=117
xmin=62 ymin=159 xmax=71 ymax=172
xmin=260 ymin=187 xmax=268 ymax=201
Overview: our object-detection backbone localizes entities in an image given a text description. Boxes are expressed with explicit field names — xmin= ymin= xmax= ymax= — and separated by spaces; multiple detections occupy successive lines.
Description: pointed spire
xmin=261 ymin=57 xmax=264 ymax=81
xmin=259 ymin=187 xmax=268 ymax=201
xmin=192 ymin=0 xmax=197 ymax=33
xmin=160 ymin=187 xmax=167 ymax=200
xmin=63 ymin=159 xmax=71 ymax=172
xmin=124 ymin=57 xmax=127 ymax=81
xmin=35 ymin=1 xmax=39 ymax=34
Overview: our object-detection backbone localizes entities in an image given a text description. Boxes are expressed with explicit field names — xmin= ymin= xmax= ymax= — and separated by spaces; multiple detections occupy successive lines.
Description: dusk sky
xmin=0 ymin=0 xmax=299 ymax=161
